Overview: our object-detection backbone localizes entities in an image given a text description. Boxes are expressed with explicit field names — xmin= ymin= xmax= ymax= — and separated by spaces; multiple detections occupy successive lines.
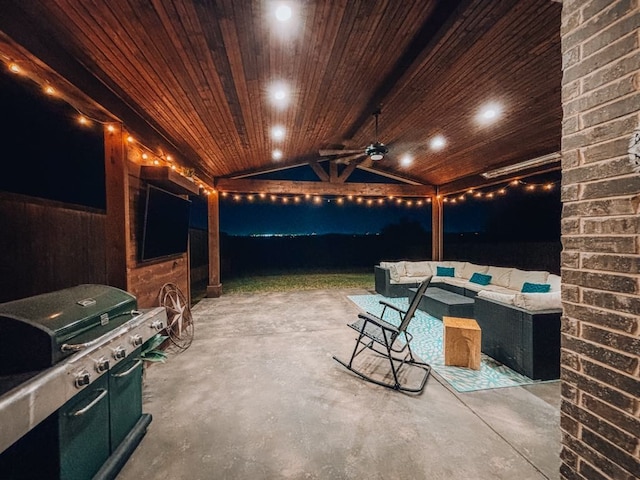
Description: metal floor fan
xmin=158 ymin=283 xmax=194 ymax=350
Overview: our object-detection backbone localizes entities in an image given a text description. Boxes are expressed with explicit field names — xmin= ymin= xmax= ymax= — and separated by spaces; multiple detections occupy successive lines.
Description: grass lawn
xmin=221 ymin=270 xmax=375 ymax=294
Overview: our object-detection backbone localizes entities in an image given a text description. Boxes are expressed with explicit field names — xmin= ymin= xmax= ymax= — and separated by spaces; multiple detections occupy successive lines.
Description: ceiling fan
xmin=319 ymin=109 xmax=389 ymax=164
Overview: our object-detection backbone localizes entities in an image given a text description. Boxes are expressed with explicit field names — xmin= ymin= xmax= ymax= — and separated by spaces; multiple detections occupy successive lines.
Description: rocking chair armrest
xmin=378 ymin=300 xmax=407 ymax=315
xmin=358 ymin=312 xmax=400 ymax=333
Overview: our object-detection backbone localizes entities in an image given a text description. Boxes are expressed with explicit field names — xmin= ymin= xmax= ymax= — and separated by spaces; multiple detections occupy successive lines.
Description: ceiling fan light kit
xmin=365 ymin=142 xmax=388 ymax=161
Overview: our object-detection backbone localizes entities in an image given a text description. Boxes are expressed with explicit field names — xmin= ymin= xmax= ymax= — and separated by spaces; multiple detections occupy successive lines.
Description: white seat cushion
xmin=508 ymin=269 xmax=549 ymax=292
xmin=485 ymin=266 xmax=513 ymax=288
xmin=460 ymin=262 xmax=489 ymax=280
xmin=390 ymin=276 xmax=427 ymax=284
xmin=514 ymin=292 xmax=562 ymax=311
xmin=405 ymin=261 xmax=433 ymax=277
xmin=477 ymin=290 xmax=517 ymax=305
xmin=441 ymin=277 xmax=468 ymax=288
xmin=481 ymin=284 xmax=517 ymax=295
xmin=547 ymin=274 xmax=561 ymax=292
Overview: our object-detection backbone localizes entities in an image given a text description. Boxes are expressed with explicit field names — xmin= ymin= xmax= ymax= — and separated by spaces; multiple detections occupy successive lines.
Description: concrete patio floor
xmin=117 ymin=288 xmax=561 ymax=480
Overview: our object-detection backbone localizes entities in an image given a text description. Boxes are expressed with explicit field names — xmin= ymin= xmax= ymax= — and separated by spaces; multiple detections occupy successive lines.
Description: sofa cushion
xmin=481 ymin=284 xmax=517 ymax=295
xmin=436 ymin=266 xmax=455 ymax=277
xmin=405 ymin=261 xmax=433 ymax=277
xmin=469 ymin=272 xmax=492 ymax=286
xmin=390 ymin=276 xmax=427 ymax=285
xmin=547 ymin=274 xmax=561 ymax=292
xmin=450 ymin=261 xmax=468 ymax=278
xmin=460 ymin=262 xmax=488 ymax=279
xmin=477 ymin=290 xmax=517 ymax=305
xmin=485 ymin=266 xmax=513 ymax=288
xmin=464 ymin=281 xmax=488 ymax=293
xmin=384 ymin=261 xmax=407 ymax=282
xmin=508 ymin=269 xmax=549 ymax=292
xmin=514 ymin=292 xmax=562 ymax=311
xmin=438 ymin=277 xmax=468 ymax=288
xmin=521 ymin=282 xmax=551 ymax=293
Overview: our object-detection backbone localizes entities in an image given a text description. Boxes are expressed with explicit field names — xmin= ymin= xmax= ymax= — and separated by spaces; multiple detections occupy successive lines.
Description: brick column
xmin=560 ymin=1 xmax=640 ymax=479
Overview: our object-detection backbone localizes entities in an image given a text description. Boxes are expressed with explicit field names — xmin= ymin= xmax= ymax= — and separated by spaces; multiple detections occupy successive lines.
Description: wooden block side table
xmin=443 ymin=316 xmax=482 ymax=370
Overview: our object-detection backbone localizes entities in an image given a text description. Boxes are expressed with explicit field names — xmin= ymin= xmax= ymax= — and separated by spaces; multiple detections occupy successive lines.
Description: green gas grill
xmin=0 ymin=285 xmax=165 ymax=480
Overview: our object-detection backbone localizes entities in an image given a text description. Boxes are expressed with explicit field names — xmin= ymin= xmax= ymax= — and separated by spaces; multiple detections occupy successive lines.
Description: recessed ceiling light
xmin=430 ymin=135 xmax=446 ymax=150
xmin=400 ymin=154 xmax=413 ymax=167
xmin=272 ymin=149 xmax=283 ymax=160
xmin=269 ymin=82 xmax=290 ymax=109
xmin=271 ymin=125 xmax=285 ymax=141
xmin=274 ymin=4 xmax=292 ymax=21
xmin=478 ymin=103 xmax=502 ymax=123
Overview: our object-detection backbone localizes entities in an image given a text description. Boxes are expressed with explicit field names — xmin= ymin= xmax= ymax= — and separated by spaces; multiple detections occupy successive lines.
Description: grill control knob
xmin=131 ymin=334 xmax=143 ymax=347
xmin=112 ymin=346 xmax=126 ymax=360
xmin=95 ymin=357 xmax=110 ymax=373
xmin=151 ymin=320 xmax=164 ymax=331
xmin=74 ymin=370 xmax=91 ymax=389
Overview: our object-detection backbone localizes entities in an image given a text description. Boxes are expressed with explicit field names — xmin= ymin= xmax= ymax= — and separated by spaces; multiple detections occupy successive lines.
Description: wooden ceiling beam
xmin=215 ymin=178 xmax=435 ymax=197
xmin=308 ymin=161 xmax=330 ymax=182
xmin=336 ymin=162 xmax=358 ymax=183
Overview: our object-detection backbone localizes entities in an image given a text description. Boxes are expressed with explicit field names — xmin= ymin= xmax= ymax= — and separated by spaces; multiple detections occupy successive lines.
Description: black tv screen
xmin=140 ymin=185 xmax=192 ymax=261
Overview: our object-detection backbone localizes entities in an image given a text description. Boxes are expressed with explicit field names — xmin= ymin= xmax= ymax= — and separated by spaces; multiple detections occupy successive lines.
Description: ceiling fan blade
xmin=334 ymin=153 xmax=365 ymax=165
xmin=319 ymin=149 xmax=362 ymax=156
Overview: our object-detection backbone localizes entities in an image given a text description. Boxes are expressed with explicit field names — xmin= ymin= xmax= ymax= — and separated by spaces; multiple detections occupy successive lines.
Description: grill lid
xmin=0 ymin=284 xmax=137 ymax=374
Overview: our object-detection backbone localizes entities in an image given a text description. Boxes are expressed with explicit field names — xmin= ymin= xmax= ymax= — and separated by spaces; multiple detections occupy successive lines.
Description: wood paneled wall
xmin=0 ymin=192 xmax=107 ymax=303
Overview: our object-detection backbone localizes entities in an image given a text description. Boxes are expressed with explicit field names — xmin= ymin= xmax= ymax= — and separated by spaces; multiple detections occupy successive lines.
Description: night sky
xmin=2 ymin=65 xmax=561 ymax=241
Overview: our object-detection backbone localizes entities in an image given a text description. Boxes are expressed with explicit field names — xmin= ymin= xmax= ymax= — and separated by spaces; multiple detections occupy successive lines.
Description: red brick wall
xmin=560 ymin=1 xmax=640 ymax=479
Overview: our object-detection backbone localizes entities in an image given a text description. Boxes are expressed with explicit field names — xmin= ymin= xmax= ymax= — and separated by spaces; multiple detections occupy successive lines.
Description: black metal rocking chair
xmin=333 ymin=277 xmax=432 ymax=393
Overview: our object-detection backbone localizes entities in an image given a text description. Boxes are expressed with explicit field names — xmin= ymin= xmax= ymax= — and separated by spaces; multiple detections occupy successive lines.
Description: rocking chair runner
xmin=333 ymin=277 xmax=432 ymax=393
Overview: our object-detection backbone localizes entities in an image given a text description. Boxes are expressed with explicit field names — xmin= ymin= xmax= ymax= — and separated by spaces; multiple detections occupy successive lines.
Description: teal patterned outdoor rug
xmin=347 ymin=294 xmax=537 ymax=392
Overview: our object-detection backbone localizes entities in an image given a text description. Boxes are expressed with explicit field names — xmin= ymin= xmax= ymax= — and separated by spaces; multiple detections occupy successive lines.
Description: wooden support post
xmin=206 ymin=190 xmax=223 ymax=297
xmin=104 ymin=124 xmax=129 ymax=290
xmin=431 ymin=193 xmax=443 ymax=261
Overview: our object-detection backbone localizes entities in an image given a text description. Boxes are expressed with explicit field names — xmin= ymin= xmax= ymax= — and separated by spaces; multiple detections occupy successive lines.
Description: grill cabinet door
xmin=59 ymin=374 xmax=110 ymax=480
xmin=109 ymin=348 xmax=143 ymax=450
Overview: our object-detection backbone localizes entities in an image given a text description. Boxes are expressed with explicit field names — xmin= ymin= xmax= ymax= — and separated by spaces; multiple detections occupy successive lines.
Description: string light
xmin=4 ymin=59 xmax=212 ymax=194
xmin=442 ymin=177 xmax=560 ymax=205
xmin=217 ymin=192 xmax=434 ymax=208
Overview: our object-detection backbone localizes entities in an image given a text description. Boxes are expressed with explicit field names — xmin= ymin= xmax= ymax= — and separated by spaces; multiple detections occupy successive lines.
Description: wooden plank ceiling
xmin=0 ymin=0 xmax=562 ymax=194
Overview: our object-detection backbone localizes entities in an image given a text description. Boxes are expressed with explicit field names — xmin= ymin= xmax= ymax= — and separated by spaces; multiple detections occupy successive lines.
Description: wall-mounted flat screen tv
xmin=140 ymin=185 xmax=192 ymax=261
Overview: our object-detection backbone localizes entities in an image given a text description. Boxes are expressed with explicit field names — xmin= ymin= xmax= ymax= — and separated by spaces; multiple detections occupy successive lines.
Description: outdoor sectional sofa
xmin=374 ymin=260 xmax=562 ymax=380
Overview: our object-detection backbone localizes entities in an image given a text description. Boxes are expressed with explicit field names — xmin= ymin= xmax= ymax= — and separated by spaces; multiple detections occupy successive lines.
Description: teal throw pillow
xmin=436 ymin=266 xmax=455 ymax=277
xmin=521 ymin=282 xmax=551 ymax=293
xmin=469 ymin=272 xmax=492 ymax=286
